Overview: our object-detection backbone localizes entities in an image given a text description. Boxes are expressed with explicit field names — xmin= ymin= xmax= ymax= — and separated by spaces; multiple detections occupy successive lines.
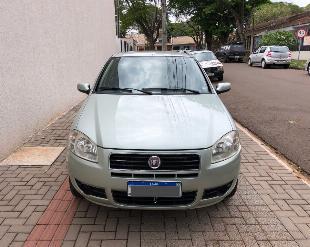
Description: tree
xmin=259 ymin=31 xmax=297 ymax=50
xmin=120 ymin=0 xmax=162 ymax=49
xmin=168 ymin=22 xmax=193 ymax=37
xmin=253 ymin=2 xmax=303 ymax=25
xmin=169 ymin=0 xmax=235 ymax=49
xmin=169 ymin=0 xmax=268 ymax=47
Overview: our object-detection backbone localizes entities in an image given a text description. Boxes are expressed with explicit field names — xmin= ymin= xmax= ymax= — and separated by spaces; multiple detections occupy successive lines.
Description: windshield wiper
xmin=97 ymin=87 xmax=152 ymax=95
xmin=178 ymin=88 xmax=201 ymax=94
xmin=143 ymin=87 xmax=200 ymax=94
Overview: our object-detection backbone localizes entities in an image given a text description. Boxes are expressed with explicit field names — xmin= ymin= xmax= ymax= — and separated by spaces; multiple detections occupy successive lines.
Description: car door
xmin=257 ymin=46 xmax=266 ymax=62
xmin=251 ymin=48 xmax=260 ymax=63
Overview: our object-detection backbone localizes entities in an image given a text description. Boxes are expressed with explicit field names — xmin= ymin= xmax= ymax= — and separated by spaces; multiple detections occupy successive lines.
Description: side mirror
xmin=77 ymin=83 xmax=91 ymax=94
xmin=216 ymin=82 xmax=231 ymax=94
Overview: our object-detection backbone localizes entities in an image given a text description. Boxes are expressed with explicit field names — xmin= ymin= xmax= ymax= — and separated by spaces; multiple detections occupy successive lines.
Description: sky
xmin=271 ymin=0 xmax=309 ymax=7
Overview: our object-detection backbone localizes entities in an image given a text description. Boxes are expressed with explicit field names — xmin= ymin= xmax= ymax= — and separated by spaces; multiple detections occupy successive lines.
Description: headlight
xmin=68 ymin=130 xmax=98 ymax=162
xmin=211 ymin=131 xmax=240 ymax=163
xmin=217 ymin=66 xmax=224 ymax=71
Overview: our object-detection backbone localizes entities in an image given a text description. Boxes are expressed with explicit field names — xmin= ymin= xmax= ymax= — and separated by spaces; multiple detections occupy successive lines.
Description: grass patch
xmin=290 ymin=59 xmax=306 ymax=70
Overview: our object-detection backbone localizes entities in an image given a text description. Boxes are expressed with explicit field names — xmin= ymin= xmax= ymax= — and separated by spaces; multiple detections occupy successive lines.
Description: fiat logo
xmin=148 ymin=156 xmax=161 ymax=169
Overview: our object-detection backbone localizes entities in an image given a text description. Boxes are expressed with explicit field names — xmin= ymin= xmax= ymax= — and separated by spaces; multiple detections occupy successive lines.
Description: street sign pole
xmin=296 ymin=28 xmax=306 ymax=61
xmin=298 ymin=38 xmax=302 ymax=61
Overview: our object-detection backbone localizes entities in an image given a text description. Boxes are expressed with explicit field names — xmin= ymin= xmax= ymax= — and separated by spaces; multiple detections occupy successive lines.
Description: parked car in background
xmin=191 ymin=50 xmax=224 ymax=81
xmin=216 ymin=43 xmax=245 ymax=63
xmin=67 ymin=52 xmax=241 ymax=210
xmin=248 ymin=46 xmax=291 ymax=69
xmin=305 ymin=58 xmax=310 ymax=76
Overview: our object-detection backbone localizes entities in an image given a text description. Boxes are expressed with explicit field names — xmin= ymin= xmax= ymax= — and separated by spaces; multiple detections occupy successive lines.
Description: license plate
xmin=208 ymin=73 xmax=214 ymax=76
xmin=128 ymin=181 xmax=182 ymax=198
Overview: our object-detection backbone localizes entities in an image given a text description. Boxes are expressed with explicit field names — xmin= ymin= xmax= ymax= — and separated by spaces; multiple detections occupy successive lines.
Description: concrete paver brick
xmin=0 ymin=104 xmax=309 ymax=246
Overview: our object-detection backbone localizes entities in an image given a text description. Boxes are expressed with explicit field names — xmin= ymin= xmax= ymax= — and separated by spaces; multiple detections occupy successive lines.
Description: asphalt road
xmin=219 ymin=63 xmax=310 ymax=173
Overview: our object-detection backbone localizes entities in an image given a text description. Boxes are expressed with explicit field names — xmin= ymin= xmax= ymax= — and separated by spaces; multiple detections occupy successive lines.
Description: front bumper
xmin=68 ymin=147 xmax=241 ymax=209
xmin=203 ymin=67 xmax=224 ymax=78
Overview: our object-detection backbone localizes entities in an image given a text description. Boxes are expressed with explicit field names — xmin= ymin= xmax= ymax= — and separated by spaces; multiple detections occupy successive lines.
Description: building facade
xmin=0 ymin=0 xmax=119 ymax=161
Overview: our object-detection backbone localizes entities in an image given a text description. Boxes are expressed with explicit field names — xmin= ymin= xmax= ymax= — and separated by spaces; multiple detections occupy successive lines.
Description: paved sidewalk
xmin=0 ymin=105 xmax=309 ymax=247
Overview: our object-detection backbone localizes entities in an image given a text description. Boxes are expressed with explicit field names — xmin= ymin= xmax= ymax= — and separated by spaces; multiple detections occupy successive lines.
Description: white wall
xmin=0 ymin=0 xmax=118 ymax=160
xmin=291 ymin=51 xmax=310 ymax=60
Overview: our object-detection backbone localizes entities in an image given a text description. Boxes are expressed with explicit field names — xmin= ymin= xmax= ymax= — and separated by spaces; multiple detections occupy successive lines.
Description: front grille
xmin=202 ymin=181 xmax=233 ymax=199
xmin=75 ymin=179 xmax=107 ymax=199
xmin=112 ymin=190 xmax=197 ymax=206
xmin=204 ymin=67 xmax=218 ymax=73
xmin=111 ymin=172 xmax=199 ymax=179
xmin=110 ymin=154 xmax=200 ymax=170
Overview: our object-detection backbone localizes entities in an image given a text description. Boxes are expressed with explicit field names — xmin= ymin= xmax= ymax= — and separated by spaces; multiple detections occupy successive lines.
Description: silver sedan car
xmin=67 ymin=52 xmax=241 ymax=209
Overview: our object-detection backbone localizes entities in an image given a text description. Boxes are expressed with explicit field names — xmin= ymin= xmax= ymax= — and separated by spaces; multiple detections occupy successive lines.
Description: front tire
xmin=284 ymin=64 xmax=290 ymax=69
xmin=261 ymin=59 xmax=267 ymax=69
xmin=308 ymin=63 xmax=310 ymax=76
xmin=248 ymin=58 xmax=253 ymax=66
xmin=217 ymin=75 xmax=223 ymax=81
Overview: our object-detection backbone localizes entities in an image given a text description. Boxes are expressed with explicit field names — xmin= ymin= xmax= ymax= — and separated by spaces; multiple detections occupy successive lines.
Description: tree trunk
xmin=205 ymin=32 xmax=213 ymax=50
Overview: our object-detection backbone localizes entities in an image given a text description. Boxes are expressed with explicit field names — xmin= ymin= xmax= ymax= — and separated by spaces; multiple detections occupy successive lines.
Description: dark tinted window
xmin=96 ymin=56 xmax=210 ymax=94
xmin=193 ymin=52 xmax=217 ymax=62
xmin=270 ymin=46 xmax=289 ymax=52
xmin=230 ymin=45 xmax=245 ymax=52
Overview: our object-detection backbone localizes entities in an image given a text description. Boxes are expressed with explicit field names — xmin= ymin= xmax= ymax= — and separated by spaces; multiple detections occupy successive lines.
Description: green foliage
xmin=253 ymin=2 xmax=303 ymax=25
xmin=290 ymin=60 xmax=306 ymax=70
xmin=168 ymin=22 xmax=194 ymax=37
xmin=305 ymin=4 xmax=310 ymax=11
xmin=119 ymin=0 xmax=162 ymax=48
xmin=259 ymin=31 xmax=297 ymax=50
xmin=169 ymin=0 xmax=269 ymax=46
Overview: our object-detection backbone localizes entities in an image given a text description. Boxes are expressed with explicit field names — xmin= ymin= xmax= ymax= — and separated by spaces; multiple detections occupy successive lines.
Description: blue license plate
xmin=127 ymin=181 xmax=182 ymax=197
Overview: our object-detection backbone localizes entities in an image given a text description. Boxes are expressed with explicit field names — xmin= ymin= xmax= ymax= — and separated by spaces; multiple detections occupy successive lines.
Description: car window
xmin=270 ymin=46 xmax=289 ymax=52
xmin=95 ymin=56 xmax=211 ymax=94
xmin=260 ymin=47 xmax=266 ymax=53
xmin=230 ymin=45 xmax=245 ymax=52
xmin=193 ymin=52 xmax=217 ymax=62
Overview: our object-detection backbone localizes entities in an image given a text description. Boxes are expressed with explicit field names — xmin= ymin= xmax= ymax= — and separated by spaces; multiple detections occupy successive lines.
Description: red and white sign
xmin=297 ymin=29 xmax=307 ymax=39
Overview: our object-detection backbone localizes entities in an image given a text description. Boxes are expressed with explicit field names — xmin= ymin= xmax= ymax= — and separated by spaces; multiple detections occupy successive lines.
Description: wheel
xmin=307 ymin=63 xmax=310 ymax=76
xmin=69 ymin=178 xmax=82 ymax=198
xmin=261 ymin=59 xmax=267 ymax=69
xmin=283 ymin=64 xmax=290 ymax=69
xmin=248 ymin=58 xmax=253 ymax=66
xmin=226 ymin=179 xmax=238 ymax=199
xmin=217 ymin=75 xmax=223 ymax=81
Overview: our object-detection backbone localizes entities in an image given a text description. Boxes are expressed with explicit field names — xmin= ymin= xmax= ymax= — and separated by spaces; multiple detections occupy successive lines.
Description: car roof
xmin=113 ymin=51 xmax=191 ymax=58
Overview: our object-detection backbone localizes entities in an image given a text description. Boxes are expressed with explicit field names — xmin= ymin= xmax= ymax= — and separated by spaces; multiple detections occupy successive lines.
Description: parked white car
xmin=191 ymin=50 xmax=224 ymax=81
xmin=305 ymin=58 xmax=310 ymax=76
xmin=248 ymin=46 xmax=291 ymax=69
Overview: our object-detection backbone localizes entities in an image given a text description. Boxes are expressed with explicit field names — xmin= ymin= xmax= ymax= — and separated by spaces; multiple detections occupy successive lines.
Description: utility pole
xmin=161 ymin=0 xmax=167 ymax=51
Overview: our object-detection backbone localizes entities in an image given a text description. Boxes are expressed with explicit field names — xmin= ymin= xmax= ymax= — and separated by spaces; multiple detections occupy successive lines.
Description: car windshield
xmin=95 ymin=56 xmax=210 ymax=94
xmin=193 ymin=52 xmax=217 ymax=62
xmin=270 ymin=46 xmax=289 ymax=53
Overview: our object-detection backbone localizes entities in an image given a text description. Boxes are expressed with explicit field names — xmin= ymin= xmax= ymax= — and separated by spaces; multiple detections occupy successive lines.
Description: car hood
xmin=74 ymin=94 xmax=234 ymax=150
xmin=199 ymin=59 xmax=222 ymax=68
